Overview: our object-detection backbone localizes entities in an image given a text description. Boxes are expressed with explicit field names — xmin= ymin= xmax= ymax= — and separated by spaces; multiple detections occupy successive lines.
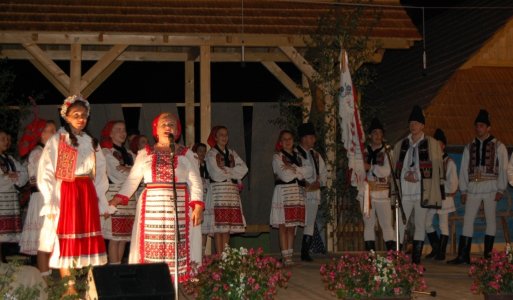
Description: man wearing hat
xmin=296 ymin=122 xmax=327 ymax=262
xmin=361 ymin=117 xmax=395 ymax=251
xmin=424 ymin=129 xmax=458 ymax=261
xmin=392 ymin=105 xmax=444 ymax=265
xmin=448 ymin=109 xmax=508 ymax=264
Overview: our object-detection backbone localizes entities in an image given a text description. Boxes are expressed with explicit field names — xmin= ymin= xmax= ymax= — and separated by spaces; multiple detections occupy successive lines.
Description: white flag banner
xmin=338 ymin=50 xmax=370 ymax=216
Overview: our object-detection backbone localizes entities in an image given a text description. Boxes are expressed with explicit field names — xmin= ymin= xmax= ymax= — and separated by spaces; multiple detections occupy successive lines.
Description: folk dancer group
xmin=2 ymin=94 xmax=513 ymax=297
xmin=361 ymin=105 xmax=512 ymax=265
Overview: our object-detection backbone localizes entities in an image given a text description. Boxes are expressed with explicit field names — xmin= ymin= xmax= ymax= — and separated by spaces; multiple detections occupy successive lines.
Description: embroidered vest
xmin=364 ymin=145 xmax=389 ymax=191
xmin=468 ymin=138 xmax=499 ymax=181
xmin=55 ymin=134 xmax=78 ymax=182
xmin=395 ymin=138 xmax=432 ymax=180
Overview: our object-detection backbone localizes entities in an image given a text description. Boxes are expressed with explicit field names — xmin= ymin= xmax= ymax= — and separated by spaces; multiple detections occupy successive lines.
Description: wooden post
xmin=70 ymin=43 xmax=81 ymax=95
xmin=185 ymin=61 xmax=195 ymax=146
xmin=23 ymin=43 xmax=70 ymax=93
xmin=324 ymin=93 xmax=337 ymax=253
xmin=200 ymin=45 xmax=211 ymax=144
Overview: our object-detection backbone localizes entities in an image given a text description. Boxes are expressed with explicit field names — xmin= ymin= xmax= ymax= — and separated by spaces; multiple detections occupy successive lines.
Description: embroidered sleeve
xmin=12 ymin=156 xmax=28 ymax=187
xmin=273 ymin=153 xmax=299 ymax=182
xmin=226 ymin=149 xmax=248 ymax=180
xmin=37 ymin=134 xmax=60 ymax=216
xmin=496 ymin=142 xmax=509 ymax=193
xmin=103 ymin=148 xmax=128 ymax=184
xmin=115 ymin=149 xmax=146 ymax=201
xmin=113 ymin=194 xmax=130 ymax=206
xmin=181 ymin=153 xmax=204 ymax=206
xmin=94 ymin=147 xmax=115 ymax=214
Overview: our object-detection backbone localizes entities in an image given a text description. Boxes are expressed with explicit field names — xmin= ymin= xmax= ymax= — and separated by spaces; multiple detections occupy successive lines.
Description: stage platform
xmin=181 ymin=253 xmax=483 ymax=300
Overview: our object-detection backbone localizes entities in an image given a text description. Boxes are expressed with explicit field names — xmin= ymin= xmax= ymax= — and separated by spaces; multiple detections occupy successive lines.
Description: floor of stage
xmin=181 ymin=253 xmax=482 ymax=300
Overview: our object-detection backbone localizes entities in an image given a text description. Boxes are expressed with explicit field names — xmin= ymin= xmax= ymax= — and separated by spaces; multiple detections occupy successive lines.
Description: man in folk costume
xmin=361 ymin=117 xmax=395 ymax=252
xmin=392 ymin=105 xmax=444 ymax=265
xmin=296 ymin=122 xmax=327 ymax=262
xmin=448 ymin=110 xmax=508 ymax=265
xmin=425 ymin=129 xmax=458 ymax=261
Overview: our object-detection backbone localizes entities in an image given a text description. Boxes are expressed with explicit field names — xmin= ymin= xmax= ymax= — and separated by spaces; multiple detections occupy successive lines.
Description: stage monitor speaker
xmin=87 ymin=263 xmax=174 ymax=300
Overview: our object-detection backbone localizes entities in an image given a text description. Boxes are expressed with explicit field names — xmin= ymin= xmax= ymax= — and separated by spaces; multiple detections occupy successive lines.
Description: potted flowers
xmin=183 ymin=246 xmax=291 ymax=300
xmin=320 ymin=251 xmax=427 ymax=299
xmin=469 ymin=247 xmax=513 ymax=300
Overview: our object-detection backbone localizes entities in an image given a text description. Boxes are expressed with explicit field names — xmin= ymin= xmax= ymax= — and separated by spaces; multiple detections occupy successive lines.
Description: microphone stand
xmin=169 ymin=134 xmax=180 ymax=300
xmin=384 ymin=144 xmax=406 ymax=251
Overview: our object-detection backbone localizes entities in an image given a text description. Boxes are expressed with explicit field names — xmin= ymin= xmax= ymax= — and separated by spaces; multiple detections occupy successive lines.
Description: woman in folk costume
xmin=270 ymin=130 xmax=306 ymax=266
xmin=100 ymin=121 xmax=136 ymax=265
xmin=424 ymin=129 xmax=458 ymax=261
xmin=109 ymin=112 xmax=204 ymax=282
xmin=18 ymin=119 xmax=56 ymax=277
xmin=0 ymin=130 xmax=28 ymax=263
xmin=37 ymin=95 xmax=114 ymax=295
xmin=206 ymin=126 xmax=248 ymax=254
xmin=192 ymin=142 xmax=213 ymax=255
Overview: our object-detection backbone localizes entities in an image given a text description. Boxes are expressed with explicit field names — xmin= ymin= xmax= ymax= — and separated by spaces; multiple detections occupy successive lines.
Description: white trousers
xmin=463 ymin=191 xmax=497 ymax=237
xmin=425 ymin=209 xmax=449 ymax=236
xmin=360 ymin=191 xmax=395 ymax=241
xmin=304 ymin=201 xmax=319 ymax=236
xmin=398 ymin=197 xmax=428 ymax=242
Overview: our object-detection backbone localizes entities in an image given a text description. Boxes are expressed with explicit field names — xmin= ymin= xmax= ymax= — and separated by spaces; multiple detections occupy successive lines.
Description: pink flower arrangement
xmin=469 ymin=246 xmax=513 ymax=295
xmin=183 ymin=246 xmax=291 ymax=300
xmin=320 ymin=250 xmax=427 ymax=298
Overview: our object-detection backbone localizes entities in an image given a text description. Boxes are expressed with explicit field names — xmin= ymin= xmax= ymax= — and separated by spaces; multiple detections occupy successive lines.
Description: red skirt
xmin=56 ymin=177 xmax=107 ymax=268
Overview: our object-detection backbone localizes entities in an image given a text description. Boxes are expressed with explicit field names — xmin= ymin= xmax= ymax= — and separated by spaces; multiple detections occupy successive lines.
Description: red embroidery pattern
xmin=56 ymin=134 xmax=78 ymax=182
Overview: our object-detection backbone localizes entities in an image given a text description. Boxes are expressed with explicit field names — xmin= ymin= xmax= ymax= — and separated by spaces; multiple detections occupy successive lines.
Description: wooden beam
xmin=279 ymin=46 xmax=327 ymax=93
xmin=80 ymin=44 xmax=127 ymax=91
xmin=82 ymin=60 xmax=123 ymax=98
xmin=185 ymin=61 xmax=195 ymax=146
xmin=28 ymin=58 xmax=68 ymax=97
xmin=302 ymin=74 xmax=312 ymax=122
xmin=23 ymin=42 xmax=70 ymax=92
xmin=69 ymin=43 xmax=81 ymax=95
xmin=0 ymin=32 xmax=419 ymax=49
xmin=200 ymin=45 xmax=211 ymax=144
xmin=261 ymin=61 xmax=303 ymax=99
xmin=0 ymin=48 xmax=291 ymax=62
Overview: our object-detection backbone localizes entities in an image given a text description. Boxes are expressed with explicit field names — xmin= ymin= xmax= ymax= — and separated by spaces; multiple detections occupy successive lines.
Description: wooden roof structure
xmin=0 ymin=0 xmax=420 ymax=140
xmin=424 ymin=18 xmax=513 ymax=146
xmin=366 ymin=0 xmax=513 ymax=145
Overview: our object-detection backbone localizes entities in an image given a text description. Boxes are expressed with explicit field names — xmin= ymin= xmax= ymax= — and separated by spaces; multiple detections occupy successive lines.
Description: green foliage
xmin=0 ymin=261 xmax=42 ymax=300
xmin=271 ymin=1 xmax=382 ymax=243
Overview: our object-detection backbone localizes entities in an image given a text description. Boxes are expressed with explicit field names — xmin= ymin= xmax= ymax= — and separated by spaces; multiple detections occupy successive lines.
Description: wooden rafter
xmin=279 ymin=46 xmax=327 ymax=93
xmin=261 ymin=61 xmax=303 ymax=99
xmin=200 ymin=45 xmax=211 ymax=144
xmin=23 ymin=42 xmax=70 ymax=92
xmin=28 ymin=58 xmax=68 ymax=96
xmin=82 ymin=60 xmax=123 ymax=98
xmin=80 ymin=44 xmax=127 ymax=91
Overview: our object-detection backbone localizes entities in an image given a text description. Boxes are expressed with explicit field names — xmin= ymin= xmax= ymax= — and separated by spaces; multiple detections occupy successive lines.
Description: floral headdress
xmin=60 ymin=95 xmax=90 ymax=118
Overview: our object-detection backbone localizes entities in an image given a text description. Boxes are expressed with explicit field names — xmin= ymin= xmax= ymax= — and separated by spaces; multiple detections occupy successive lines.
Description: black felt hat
xmin=297 ymin=122 xmax=316 ymax=138
xmin=367 ymin=117 xmax=384 ymax=134
xmin=408 ymin=105 xmax=425 ymax=124
xmin=474 ymin=109 xmax=491 ymax=126
xmin=433 ymin=128 xmax=447 ymax=145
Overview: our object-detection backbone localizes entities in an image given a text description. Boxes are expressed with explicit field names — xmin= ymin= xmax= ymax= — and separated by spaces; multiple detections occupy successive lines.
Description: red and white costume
xmin=270 ymin=150 xmax=306 ymax=228
xmin=101 ymin=146 xmax=136 ymax=241
xmin=37 ymin=128 xmax=113 ymax=268
xmin=0 ymin=153 xmax=27 ymax=242
xmin=206 ymin=145 xmax=248 ymax=234
xmin=113 ymin=144 xmax=203 ymax=282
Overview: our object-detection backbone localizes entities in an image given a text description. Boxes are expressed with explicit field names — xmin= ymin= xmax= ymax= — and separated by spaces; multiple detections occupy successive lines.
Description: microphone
xmin=168 ymin=133 xmax=175 ymax=154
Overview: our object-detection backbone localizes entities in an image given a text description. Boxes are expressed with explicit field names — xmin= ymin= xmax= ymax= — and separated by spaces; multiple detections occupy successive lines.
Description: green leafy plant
xmin=320 ymin=251 xmax=427 ymax=299
xmin=183 ymin=246 xmax=291 ymax=300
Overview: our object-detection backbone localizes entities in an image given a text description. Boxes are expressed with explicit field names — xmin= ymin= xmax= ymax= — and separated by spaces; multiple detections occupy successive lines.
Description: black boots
xmin=447 ymin=236 xmax=472 ymax=265
xmin=411 ymin=240 xmax=424 ymax=265
xmin=435 ymin=235 xmax=449 ymax=261
xmin=385 ymin=240 xmax=396 ymax=251
xmin=425 ymin=232 xmax=440 ymax=259
xmin=364 ymin=241 xmax=376 ymax=251
xmin=484 ymin=235 xmax=495 ymax=259
xmin=301 ymin=235 xmax=313 ymax=262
